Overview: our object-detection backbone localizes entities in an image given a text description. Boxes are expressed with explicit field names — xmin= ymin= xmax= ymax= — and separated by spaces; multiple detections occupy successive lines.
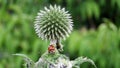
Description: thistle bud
xmin=34 ymin=5 xmax=73 ymax=41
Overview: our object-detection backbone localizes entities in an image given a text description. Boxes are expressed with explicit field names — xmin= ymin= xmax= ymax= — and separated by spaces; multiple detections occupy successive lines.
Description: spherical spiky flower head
xmin=34 ymin=5 xmax=73 ymax=41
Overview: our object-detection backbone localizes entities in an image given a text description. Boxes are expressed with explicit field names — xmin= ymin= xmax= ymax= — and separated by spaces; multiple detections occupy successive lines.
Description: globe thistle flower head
xmin=34 ymin=5 xmax=73 ymax=41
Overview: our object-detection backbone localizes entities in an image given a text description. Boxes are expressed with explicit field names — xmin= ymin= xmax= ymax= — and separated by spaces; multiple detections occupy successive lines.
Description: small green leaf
xmin=72 ymin=57 xmax=97 ymax=68
xmin=13 ymin=54 xmax=35 ymax=68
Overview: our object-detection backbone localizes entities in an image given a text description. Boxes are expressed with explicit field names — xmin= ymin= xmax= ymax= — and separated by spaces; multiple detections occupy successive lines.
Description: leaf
xmin=111 ymin=0 xmax=120 ymax=9
xmin=72 ymin=57 xmax=97 ymax=68
xmin=13 ymin=54 xmax=35 ymax=68
xmin=79 ymin=1 xmax=100 ymax=19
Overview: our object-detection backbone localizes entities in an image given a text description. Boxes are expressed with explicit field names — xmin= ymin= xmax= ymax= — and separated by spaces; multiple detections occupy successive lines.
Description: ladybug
xmin=48 ymin=44 xmax=55 ymax=54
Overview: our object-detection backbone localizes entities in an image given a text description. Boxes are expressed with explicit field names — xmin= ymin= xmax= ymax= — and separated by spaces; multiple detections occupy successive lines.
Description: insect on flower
xmin=34 ymin=5 xmax=73 ymax=52
xmin=48 ymin=44 xmax=55 ymax=54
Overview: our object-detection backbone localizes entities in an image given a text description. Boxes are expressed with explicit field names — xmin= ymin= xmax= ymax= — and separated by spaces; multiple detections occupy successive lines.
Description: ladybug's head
xmin=48 ymin=44 xmax=55 ymax=54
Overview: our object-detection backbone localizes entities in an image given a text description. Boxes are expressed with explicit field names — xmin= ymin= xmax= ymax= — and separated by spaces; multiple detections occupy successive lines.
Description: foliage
xmin=0 ymin=0 xmax=120 ymax=68
xmin=13 ymin=54 xmax=35 ymax=68
xmin=13 ymin=52 xmax=96 ymax=68
xmin=65 ymin=20 xmax=120 ymax=68
xmin=0 ymin=17 xmax=120 ymax=68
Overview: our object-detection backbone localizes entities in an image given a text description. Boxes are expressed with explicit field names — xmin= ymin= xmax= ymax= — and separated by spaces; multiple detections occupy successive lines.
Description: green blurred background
xmin=0 ymin=0 xmax=120 ymax=68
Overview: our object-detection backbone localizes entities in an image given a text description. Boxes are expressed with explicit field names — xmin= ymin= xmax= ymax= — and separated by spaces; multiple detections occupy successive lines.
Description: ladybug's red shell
xmin=48 ymin=44 xmax=55 ymax=53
